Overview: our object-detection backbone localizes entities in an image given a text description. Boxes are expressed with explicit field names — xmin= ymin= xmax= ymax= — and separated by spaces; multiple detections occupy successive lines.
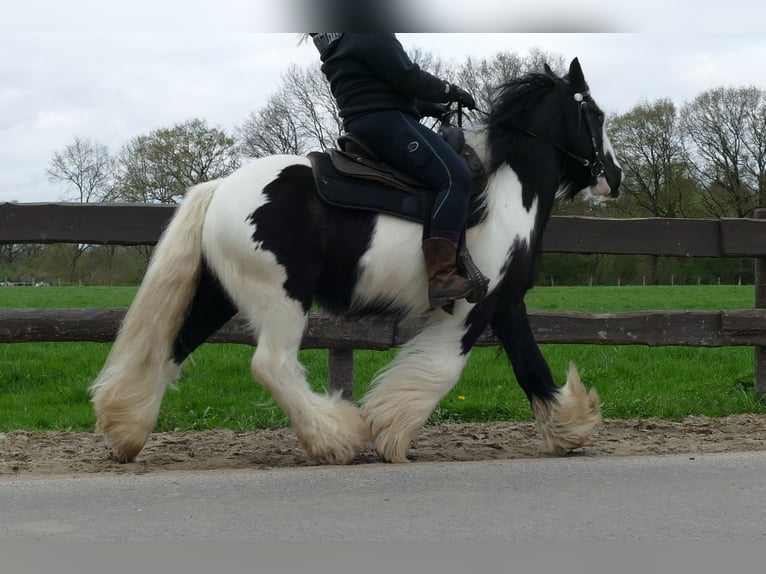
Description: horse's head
xmin=486 ymin=58 xmax=622 ymax=203
xmin=555 ymin=58 xmax=622 ymax=200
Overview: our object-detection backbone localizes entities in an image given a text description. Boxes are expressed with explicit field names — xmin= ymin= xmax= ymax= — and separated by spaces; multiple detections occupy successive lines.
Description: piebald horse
xmin=91 ymin=58 xmax=622 ymax=464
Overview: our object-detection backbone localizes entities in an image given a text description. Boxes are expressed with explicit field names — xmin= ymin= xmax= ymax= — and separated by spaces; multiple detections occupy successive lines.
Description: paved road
xmin=2 ymin=451 xmax=765 ymax=541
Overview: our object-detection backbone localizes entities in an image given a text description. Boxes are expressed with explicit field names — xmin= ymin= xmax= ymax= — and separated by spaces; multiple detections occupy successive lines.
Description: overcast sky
xmin=2 ymin=1 xmax=766 ymax=203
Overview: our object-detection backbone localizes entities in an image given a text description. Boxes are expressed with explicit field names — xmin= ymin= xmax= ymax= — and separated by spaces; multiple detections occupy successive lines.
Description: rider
xmin=309 ymin=33 xmax=479 ymax=308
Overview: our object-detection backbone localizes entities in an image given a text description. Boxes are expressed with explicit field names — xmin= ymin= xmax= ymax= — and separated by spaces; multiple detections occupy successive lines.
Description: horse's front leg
xmin=491 ymin=300 xmax=601 ymax=454
xmin=360 ymin=310 xmax=473 ymax=463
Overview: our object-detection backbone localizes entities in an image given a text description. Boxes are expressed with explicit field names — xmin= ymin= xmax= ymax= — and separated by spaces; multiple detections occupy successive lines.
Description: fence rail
xmin=3 ymin=202 xmax=766 ymax=257
xmin=2 ymin=307 xmax=766 ymax=348
xmin=2 ymin=202 xmax=766 ymax=398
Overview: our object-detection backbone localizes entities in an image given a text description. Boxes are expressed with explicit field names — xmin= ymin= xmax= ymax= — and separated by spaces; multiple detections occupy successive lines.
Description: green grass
xmin=523 ymin=285 xmax=753 ymax=311
xmin=0 ymin=285 xmax=762 ymax=431
xmin=0 ymin=285 xmax=139 ymax=308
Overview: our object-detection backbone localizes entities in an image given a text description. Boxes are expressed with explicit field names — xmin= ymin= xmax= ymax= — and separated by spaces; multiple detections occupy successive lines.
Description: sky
xmin=2 ymin=1 xmax=766 ymax=203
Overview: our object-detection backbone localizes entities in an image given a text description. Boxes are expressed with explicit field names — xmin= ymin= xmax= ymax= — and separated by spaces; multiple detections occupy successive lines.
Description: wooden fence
xmin=2 ymin=202 xmax=766 ymax=399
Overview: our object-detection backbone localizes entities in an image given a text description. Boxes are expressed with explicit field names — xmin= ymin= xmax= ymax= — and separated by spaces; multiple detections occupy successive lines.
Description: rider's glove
xmin=415 ymin=100 xmax=449 ymax=119
xmin=446 ymin=84 xmax=477 ymax=110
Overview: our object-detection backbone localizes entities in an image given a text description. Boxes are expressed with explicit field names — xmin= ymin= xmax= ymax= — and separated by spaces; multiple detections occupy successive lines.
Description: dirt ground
xmin=2 ymin=414 xmax=766 ymax=476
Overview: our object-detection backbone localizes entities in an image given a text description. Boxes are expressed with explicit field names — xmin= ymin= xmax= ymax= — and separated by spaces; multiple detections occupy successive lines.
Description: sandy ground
xmin=2 ymin=414 xmax=766 ymax=476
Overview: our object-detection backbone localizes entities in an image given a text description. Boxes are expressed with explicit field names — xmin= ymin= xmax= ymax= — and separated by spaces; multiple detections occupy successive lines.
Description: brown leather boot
xmin=422 ymin=237 xmax=474 ymax=308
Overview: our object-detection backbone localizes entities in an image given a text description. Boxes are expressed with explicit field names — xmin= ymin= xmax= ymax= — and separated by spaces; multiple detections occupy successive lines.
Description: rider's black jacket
xmin=315 ymin=33 xmax=453 ymax=127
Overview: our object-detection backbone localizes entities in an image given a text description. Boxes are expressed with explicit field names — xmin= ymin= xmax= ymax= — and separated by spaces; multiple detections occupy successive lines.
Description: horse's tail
xmin=90 ymin=181 xmax=218 ymax=461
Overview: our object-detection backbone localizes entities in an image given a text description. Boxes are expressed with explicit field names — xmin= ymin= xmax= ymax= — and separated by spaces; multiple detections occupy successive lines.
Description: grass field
xmin=0 ymin=285 xmax=763 ymax=432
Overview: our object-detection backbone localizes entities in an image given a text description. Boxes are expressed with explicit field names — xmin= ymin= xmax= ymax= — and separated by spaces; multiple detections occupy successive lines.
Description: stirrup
xmin=427 ymin=274 xmax=472 ymax=313
xmin=457 ymin=245 xmax=489 ymax=303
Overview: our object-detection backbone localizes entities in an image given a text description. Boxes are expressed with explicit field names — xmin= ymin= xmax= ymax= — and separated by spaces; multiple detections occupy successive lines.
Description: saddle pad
xmin=308 ymin=151 xmax=428 ymax=223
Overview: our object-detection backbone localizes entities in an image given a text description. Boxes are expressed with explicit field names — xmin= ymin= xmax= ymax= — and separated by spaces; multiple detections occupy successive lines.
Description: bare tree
xmin=680 ymin=86 xmax=766 ymax=217
xmin=454 ymin=50 xmax=566 ymax=114
xmin=284 ymin=64 xmax=344 ymax=151
xmin=47 ymin=136 xmax=117 ymax=282
xmin=744 ymin=97 xmax=766 ymax=207
xmin=47 ymin=136 xmax=116 ymax=203
xmin=236 ymin=64 xmax=342 ymax=157
xmin=236 ymin=95 xmax=302 ymax=157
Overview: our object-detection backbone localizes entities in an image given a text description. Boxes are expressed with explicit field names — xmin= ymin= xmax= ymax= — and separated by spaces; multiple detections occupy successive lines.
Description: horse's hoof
xmin=370 ymin=429 xmax=411 ymax=464
xmin=295 ymin=396 xmax=371 ymax=465
xmin=375 ymin=448 xmax=410 ymax=464
xmin=102 ymin=436 xmax=144 ymax=463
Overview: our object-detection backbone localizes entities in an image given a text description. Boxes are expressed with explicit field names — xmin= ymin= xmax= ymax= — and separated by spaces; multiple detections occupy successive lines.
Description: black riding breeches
xmin=345 ymin=110 xmax=472 ymax=236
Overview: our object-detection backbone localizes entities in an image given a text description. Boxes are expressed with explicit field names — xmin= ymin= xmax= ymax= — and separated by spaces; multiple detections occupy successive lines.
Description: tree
xmin=47 ymin=136 xmax=117 ymax=282
xmin=680 ymin=86 xmax=766 ymax=217
xmin=236 ymin=64 xmax=342 ymax=157
xmin=116 ymin=118 xmax=239 ymax=204
xmin=454 ymin=50 xmax=566 ymax=116
xmin=236 ymin=94 xmax=302 ymax=157
xmin=610 ymin=99 xmax=696 ymax=218
xmin=47 ymin=136 xmax=116 ymax=203
xmin=285 ymin=64 xmax=344 ymax=151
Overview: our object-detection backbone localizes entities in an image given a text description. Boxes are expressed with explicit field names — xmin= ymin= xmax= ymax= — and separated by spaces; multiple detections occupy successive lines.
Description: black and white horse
xmin=91 ymin=58 xmax=622 ymax=464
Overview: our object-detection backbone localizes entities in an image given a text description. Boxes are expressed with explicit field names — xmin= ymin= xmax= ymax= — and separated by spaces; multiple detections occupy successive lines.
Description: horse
xmin=90 ymin=58 xmax=622 ymax=465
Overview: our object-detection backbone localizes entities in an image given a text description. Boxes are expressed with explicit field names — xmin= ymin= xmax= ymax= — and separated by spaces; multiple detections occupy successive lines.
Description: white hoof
xmin=531 ymin=363 xmax=601 ymax=455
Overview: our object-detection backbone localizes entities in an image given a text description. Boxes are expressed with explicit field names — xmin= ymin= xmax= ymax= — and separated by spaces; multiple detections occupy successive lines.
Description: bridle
xmin=508 ymin=91 xmax=605 ymax=178
xmin=459 ymin=91 xmax=607 ymax=179
xmin=573 ymin=91 xmax=606 ymax=178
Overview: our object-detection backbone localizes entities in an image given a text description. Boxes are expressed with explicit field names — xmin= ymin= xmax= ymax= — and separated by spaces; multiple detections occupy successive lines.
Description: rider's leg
xmin=346 ymin=111 xmax=474 ymax=307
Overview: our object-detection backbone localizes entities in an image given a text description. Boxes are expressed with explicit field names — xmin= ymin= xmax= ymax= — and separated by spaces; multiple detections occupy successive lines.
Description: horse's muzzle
xmin=590 ymin=173 xmax=620 ymax=199
xmin=601 ymin=164 xmax=622 ymax=199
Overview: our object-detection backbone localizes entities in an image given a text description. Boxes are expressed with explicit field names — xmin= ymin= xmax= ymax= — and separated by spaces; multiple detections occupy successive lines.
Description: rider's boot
xmin=422 ymin=237 xmax=474 ymax=308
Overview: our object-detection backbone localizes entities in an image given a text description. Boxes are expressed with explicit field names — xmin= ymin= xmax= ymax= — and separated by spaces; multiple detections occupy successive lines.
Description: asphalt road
xmin=2 ymin=451 xmax=765 ymax=541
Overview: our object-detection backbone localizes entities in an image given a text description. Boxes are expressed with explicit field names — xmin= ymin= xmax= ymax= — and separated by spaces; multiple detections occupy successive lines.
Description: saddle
xmin=307 ymin=125 xmax=488 ymax=227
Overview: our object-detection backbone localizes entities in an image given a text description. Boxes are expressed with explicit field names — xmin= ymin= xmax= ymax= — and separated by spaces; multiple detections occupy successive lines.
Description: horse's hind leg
xmin=247 ymin=298 xmax=370 ymax=464
xmin=361 ymin=316 xmax=470 ymax=463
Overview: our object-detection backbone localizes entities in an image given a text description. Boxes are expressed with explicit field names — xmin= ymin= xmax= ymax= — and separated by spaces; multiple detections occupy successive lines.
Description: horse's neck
xmin=466 ymin=126 xmax=565 ymax=278
xmin=470 ymin=124 xmax=559 ymax=221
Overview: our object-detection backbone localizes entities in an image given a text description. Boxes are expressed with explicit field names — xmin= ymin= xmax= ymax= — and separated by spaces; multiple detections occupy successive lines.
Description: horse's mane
xmin=485 ymin=72 xmax=560 ymax=173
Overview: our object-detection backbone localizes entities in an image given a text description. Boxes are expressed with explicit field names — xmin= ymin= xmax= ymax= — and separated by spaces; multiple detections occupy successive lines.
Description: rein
xmin=440 ymin=90 xmax=606 ymax=179
xmin=478 ymin=91 xmax=606 ymax=178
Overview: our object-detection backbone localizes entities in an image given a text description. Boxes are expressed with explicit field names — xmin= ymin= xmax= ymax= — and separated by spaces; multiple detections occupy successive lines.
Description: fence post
xmin=755 ymin=209 xmax=766 ymax=398
xmin=328 ymin=349 xmax=355 ymax=402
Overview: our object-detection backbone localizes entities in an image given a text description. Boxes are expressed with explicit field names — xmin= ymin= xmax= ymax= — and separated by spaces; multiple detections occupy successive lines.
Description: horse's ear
xmin=568 ymin=57 xmax=587 ymax=91
xmin=543 ymin=63 xmax=555 ymax=77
